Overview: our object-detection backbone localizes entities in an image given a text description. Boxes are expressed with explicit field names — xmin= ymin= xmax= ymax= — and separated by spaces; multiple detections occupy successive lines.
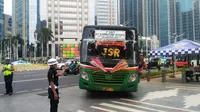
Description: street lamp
xmin=171 ymin=33 xmax=185 ymax=43
xmin=34 ymin=32 xmax=38 ymax=61
xmin=170 ymin=33 xmax=184 ymax=77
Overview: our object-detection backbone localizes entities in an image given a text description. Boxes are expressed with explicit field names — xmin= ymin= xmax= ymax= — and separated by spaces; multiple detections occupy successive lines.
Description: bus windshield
xmin=80 ymin=26 xmax=138 ymax=67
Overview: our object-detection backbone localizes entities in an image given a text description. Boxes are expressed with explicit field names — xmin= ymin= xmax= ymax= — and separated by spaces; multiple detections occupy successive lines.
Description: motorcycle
xmin=64 ymin=64 xmax=80 ymax=76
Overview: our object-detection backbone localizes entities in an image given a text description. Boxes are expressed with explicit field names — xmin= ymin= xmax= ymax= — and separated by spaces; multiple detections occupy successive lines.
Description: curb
xmin=14 ymin=67 xmax=49 ymax=72
xmin=141 ymin=72 xmax=182 ymax=81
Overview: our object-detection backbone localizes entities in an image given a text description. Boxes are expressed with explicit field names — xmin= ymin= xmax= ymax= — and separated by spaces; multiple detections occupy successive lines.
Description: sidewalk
xmin=0 ymin=85 xmax=83 ymax=112
xmin=150 ymin=73 xmax=200 ymax=85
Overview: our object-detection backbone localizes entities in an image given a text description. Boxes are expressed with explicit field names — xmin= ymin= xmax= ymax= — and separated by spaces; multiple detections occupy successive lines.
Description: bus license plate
xmin=102 ymin=87 xmax=114 ymax=91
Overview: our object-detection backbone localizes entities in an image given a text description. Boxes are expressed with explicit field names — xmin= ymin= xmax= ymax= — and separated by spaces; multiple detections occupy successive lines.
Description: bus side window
xmin=87 ymin=42 xmax=97 ymax=56
xmin=126 ymin=41 xmax=133 ymax=59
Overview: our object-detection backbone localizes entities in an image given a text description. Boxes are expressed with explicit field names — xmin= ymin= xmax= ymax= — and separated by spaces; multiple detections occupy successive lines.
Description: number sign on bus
xmin=95 ymin=30 xmax=126 ymax=40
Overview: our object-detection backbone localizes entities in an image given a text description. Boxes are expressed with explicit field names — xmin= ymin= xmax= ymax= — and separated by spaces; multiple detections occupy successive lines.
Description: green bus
xmin=79 ymin=25 xmax=140 ymax=92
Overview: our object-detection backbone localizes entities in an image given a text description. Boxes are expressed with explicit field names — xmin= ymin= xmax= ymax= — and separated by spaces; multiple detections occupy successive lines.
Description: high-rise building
xmin=176 ymin=0 xmax=194 ymax=41
xmin=160 ymin=0 xmax=200 ymax=47
xmin=4 ymin=14 xmax=12 ymax=35
xmin=193 ymin=0 xmax=200 ymax=42
xmin=120 ymin=0 xmax=159 ymax=37
xmin=0 ymin=0 xmax=3 ymax=40
xmin=12 ymin=0 xmax=47 ymax=57
xmin=47 ymin=0 xmax=95 ymax=58
xmin=95 ymin=0 xmax=120 ymax=25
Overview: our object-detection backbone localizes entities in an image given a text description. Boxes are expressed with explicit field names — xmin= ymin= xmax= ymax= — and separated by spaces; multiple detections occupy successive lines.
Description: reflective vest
xmin=3 ymin=64 xmax=12 ymax=76
xmin=158 ymin=59 xmax=162 ymax=65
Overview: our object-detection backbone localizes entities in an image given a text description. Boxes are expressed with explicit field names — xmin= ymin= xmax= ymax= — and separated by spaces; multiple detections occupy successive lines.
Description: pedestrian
xmin=138 ymin=53 xmax=147 ymax=82
xmin=157 ymin=58 xmax=162 ymax=71
xmin=2 ymin=57 xmax=14 ymax=95
xmin=47 ymin=58 xmax=66 ymax=112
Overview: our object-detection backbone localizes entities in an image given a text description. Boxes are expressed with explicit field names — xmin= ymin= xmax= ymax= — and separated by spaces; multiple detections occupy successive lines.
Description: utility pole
xmin=171 ymin=33 xmax=184 ymax=77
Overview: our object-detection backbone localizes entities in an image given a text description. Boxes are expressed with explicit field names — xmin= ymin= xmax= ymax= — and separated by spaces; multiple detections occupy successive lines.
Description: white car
xmin=57 ymin=63 xmax=66 ymax=70
xmin=57 ymin=60 xmax=74 ymax=70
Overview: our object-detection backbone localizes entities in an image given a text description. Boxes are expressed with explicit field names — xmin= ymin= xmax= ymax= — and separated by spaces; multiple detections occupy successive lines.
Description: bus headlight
xmin=80 ymin=70 xmax=89 ymax=81
xmin=129 ymin=74 xmax=137 ymax=82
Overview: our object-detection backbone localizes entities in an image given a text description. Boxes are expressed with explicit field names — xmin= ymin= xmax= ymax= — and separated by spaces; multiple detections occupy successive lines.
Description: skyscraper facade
xmin=0 ymin=0 xmax=3 ymax=40
xmin=160 ymin=0 xmax=175 ymax=46
xmin=120 ymin=0 xmax=159 ymax=37
xmin=4 ymin=14 xmax=12 ymax=35
xmin=193 ymin=0 xmax=200 ymax=42
xmin=95 ymin=0 xmax=119 ymax=25
xmin=47 ymin=0 xmax=94 ymax=57
xmin=160 ymin=0 xmax=200 ymax=46
xmin=12 ymin=0 xmax=40 ymax=57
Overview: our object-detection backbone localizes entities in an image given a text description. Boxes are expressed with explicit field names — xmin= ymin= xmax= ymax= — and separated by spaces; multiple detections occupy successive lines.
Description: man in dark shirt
xmin=47 ymin=58 xmax=66 ymax=112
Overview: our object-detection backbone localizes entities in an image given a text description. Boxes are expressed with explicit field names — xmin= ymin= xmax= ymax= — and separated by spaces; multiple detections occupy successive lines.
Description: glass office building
xmin=95 ymin=0 xmax=119 ymax=25
xmin=176 ymin=0 xmax=194 ymax=41
xmin=120 ymin=0 xmax=159 ymax=37
xmin=160 ymin=0 xmax=200 ymax=46
xmin=0 ymin=0 xmax=3 ymax=40
xmin=13 ymin=0 xmax=42 ymax=57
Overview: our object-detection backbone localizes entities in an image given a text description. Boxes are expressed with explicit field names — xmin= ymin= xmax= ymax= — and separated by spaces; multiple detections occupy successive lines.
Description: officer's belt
xmin=49 ymin=85 xmax=58 ymax=89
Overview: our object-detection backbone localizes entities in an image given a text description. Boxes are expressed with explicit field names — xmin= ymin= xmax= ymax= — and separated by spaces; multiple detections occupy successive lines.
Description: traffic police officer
xmin=47 ymin=58 xmax=66 ymax=112
xmin=2 ymin=57 xmax=14 ymax=95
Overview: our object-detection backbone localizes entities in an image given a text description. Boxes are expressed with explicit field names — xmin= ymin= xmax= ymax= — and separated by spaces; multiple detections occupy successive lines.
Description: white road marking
xmin=111 ymin=101 xmax=166 ymax=112
xmin=166 ymin=85 xmax=200 ymax=89
xmin=184 ymin=93 xmax=200 ymax=108
xmin=0 ymin=76 xmax=66 ymax=84
xmin=100 ymin=103 xmax=147 ymax=112
xmin=24 ymin=74 xmax=46 ymax=77
xmin=76 ymin=110 xmax=86 ymax=112
xmin=121 ymin=99 xmax=198 ymax=112
xmin=59 ymin=85 xmax=69 ymax=88
xmin=16 ymin=90 xmax=29 ymax=94
xmin=91 ymin=106 xmax=117 ymax=112
xmin=32 ymin=88 xmax=43 ymax=91
xmin=0 ymin=94 xmax=3 ymax=96
xmin=166 ymin=87 xmax=200 ymax=91
xmin=140 ymin=88 xmax=179 ymax=101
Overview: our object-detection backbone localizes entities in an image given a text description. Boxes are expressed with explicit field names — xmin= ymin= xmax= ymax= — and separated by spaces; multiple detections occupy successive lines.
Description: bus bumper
xmin=79 ymin=77 xmax=139 ymax=92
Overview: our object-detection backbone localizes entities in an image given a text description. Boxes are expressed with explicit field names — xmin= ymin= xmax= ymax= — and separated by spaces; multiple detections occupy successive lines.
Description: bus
xmin=79 ymin=25 xmax=139 ymax=92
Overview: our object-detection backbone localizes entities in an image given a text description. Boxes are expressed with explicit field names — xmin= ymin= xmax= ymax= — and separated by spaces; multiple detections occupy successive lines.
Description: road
xmin=0 ymin=70 xmax=79 ymax=95
xmin=62 ymin=82 xmax=200 ymax=112
xmin=0 ymin=69 xmax=200 ymax=112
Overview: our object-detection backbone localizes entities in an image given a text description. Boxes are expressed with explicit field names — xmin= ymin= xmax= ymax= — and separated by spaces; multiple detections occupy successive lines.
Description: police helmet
xmin=47 ymin=58 xmax=58 ymax=66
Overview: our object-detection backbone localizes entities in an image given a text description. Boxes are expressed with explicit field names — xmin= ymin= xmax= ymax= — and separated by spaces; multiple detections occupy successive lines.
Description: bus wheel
xmin=87 ymin=90 xmax=95 ymax=92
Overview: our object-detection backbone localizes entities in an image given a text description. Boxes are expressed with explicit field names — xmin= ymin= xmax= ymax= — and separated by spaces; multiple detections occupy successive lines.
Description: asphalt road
xmin=61 ymin=81 xmax=200 ymax=112
xmin=0 ymin=70 xmax=79 ymax=94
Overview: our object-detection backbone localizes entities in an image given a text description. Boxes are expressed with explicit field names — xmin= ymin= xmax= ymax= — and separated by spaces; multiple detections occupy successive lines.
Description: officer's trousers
xmin=48 ymin=88 xmax=59 ymax=112
xmin=4 ymin=74 xmax=13 ymax=94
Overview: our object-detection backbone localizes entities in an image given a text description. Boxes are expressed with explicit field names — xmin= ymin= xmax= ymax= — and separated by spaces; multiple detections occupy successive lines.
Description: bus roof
xmin=83 ymin=25 xmax=137 ymax=30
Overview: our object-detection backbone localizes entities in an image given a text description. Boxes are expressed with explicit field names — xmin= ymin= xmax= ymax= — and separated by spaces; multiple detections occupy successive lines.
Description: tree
xmin=12 ymin=34 xmax=24 ymax=60
xmin=3 ymin=33 xmax=12 ymax=58
xmin=26 ymin=43 xmax=34 ymax=57
xmin=35 ymin=26 xmax=54 ymax=57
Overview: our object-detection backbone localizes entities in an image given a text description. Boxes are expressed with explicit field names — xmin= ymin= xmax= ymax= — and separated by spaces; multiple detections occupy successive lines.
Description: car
xmin=57 ymin=59 xmax=75 ymax=70
xmin=57 ymin=62 xmax=66 ymax=70
xmin=147 ymin=57 xmax=159 ymax=69
xmin=11 ymin=60 xmax=31 ymax=65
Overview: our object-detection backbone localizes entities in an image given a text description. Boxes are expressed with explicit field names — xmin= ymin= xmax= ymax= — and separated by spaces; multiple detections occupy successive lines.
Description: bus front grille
xmin=92 ymin=72 xmax=126 ymax=84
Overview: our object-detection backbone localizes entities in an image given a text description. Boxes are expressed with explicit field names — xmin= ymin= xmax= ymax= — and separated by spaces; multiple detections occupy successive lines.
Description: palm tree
xmin=27 ymin=43 xmax=35 ymax=57
xmin=12 ymin=34 xmax=24 ymax=60
xmin=3 ymin=34 xmax=12 ymax=58
xmin=35 ymin=26 xmax=54 ymax=57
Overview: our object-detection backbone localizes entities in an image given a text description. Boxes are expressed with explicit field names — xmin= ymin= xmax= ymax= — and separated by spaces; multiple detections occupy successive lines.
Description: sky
xmin=4 ymin=0 xmax=12 ymax=15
